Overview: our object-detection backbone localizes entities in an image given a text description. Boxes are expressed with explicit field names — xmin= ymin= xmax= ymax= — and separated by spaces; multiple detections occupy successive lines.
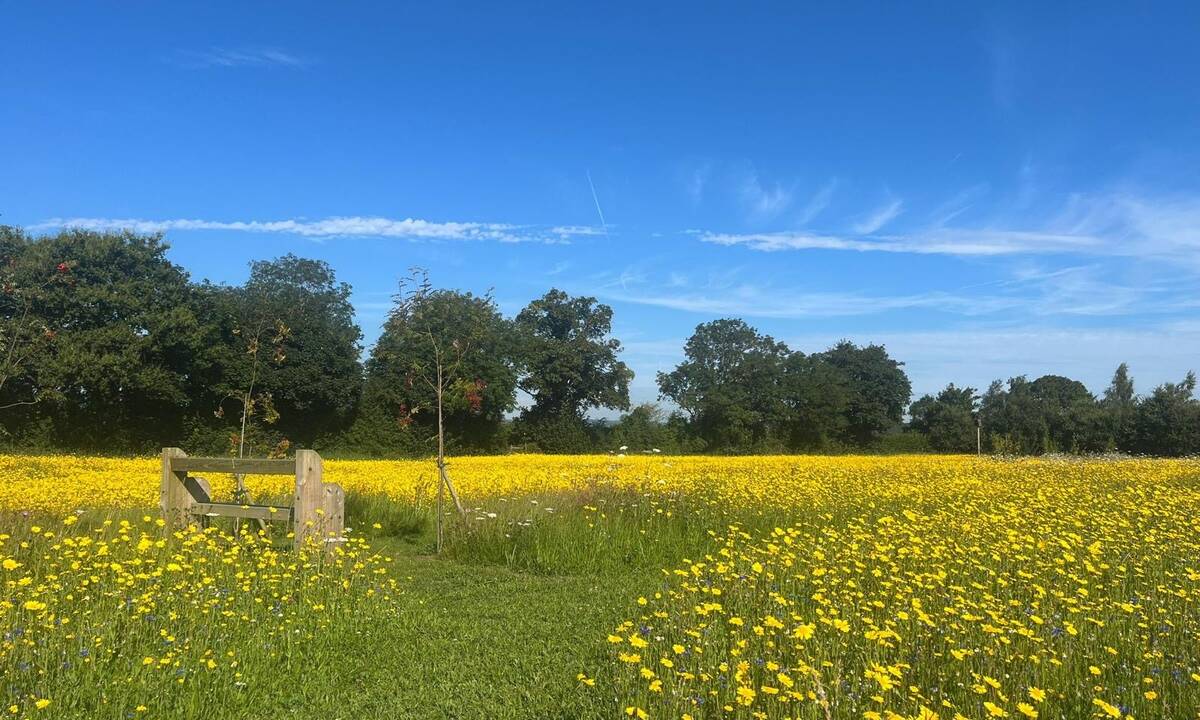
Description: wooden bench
xmin=160 ymin=448 xmax=345 ymax=550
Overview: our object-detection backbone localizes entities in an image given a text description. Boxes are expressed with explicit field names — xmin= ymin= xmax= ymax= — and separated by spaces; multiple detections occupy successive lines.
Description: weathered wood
xmin=293 ymin=449 xmax=323 ymax=549
xmin=160 ymin=447 xmax=192 ymax=529
xmin=321 ymin=483 xmax=346 ymax=545
xmin=170 ymin=457 xmax=296 ymax=475
xmin=190 ymin=502 xmax=292 ymax=521
xmin=184 ymin=475 xmax=213 ymax=503
xmin=161 ymin=447 xmax=345 ymax=552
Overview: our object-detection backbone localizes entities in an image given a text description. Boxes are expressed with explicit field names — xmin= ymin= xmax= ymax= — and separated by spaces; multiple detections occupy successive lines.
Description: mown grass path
xmin=223 ymin=543 xmax=655 ymax=720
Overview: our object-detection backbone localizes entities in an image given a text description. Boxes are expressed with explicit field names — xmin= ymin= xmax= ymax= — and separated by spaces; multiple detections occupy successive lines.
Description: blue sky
xmin=4 ymin=2 xmax=1200 ymax=411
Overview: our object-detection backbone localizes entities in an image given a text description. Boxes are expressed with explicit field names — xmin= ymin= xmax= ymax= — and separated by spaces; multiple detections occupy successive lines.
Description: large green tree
xmin=778 ymin=351 xmax=849 ymax=450
xmin=1131 ymin=372 xmax=1200 ymax=456
xmin=356 ymin=280 xmax=517 ymax=456
xmin=1101 ymin=363 xmax=1137 ymax=451
xmin=233 ymin=255 xmax=362 ymax=446
xmin=657 ymin=319 xmax=790 ymax=451
xmin=514 ymin=289 xmax=631 ymax=450
xmin=0 ymin=227 xmax=72 ymax=422
xmin=188 ymin=255 xmax=363 ymax=454
xmin=979 ymin=374 xmax=1108 ymax=454
xmin=7 ymin=229 xmax=207 ymax=451
xmin=817 ymin=341 xmax=911 ymax=446
xmin=909 ymin=384 xmax=978 ymax=452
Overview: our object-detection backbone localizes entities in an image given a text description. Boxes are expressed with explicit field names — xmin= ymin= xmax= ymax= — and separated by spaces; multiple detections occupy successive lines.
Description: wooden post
xmin=161 ymin=447 xmax=342 ymax=552
xmin=322 ymin=482 xmax=346 ymax=545
xmin=293 ymin=449 xmax=323 ymax=549
xmin=160 ymin=447 xmax=191 ymax=529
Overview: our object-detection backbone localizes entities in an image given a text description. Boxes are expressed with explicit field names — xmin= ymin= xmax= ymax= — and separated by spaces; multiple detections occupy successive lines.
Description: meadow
xmin=2 ymin=454 xmax=1199 ymax=719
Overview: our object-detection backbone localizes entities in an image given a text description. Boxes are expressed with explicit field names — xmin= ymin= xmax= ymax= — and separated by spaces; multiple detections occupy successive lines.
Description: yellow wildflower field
xmin=2 ymin=453 xmax=1199 ymax=719
xmin=3 ymin=452 xmax=1197 ymax=515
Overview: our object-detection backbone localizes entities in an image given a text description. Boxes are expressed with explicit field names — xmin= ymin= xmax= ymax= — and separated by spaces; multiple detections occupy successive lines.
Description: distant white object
xmin=619 ymin=445 xmax=628 ymax=451
xmin=652 ymin=448 xmax=661 ymax=453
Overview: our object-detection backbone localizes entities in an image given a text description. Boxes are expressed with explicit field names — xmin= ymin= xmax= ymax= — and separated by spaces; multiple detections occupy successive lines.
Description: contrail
xmin=586 ymin=169 xmax=609 ymax=236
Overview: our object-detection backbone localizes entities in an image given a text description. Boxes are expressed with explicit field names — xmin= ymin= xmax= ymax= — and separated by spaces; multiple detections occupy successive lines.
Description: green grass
xmin=1 ymin=495 xmax=689 ymax=720
xmin=279 ymin=548 xmax=655 ymax=719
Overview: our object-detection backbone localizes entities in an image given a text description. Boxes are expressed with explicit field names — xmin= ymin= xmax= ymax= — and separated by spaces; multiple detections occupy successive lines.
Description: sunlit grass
xmin=2 ymin=454 xmax=1199 ymax=718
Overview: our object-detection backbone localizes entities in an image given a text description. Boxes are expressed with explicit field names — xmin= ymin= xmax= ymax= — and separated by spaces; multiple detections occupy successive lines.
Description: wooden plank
xmin=170 ymin=457 xmax=296 ymax=475
xmin=321 ymin=482 xmax=346 ymax=544
xmin=190 ymin=503 xmax=292 ymax=521
xmin=160 ymin=447 xmax=191 ymax=529
xmin=184 ymin=475 xmax=213 ymax=504
xmin=293 ymin=449 xmax=323 ymax=549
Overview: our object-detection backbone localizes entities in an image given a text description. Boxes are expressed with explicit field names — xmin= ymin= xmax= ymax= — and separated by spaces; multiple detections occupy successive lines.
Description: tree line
xmin=2 ymin=228 xmax=1197 ymax=457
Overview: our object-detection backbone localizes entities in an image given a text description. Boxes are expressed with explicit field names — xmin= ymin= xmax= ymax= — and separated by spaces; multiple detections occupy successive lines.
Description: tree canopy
xmin=3 ymin=226 xmax=1198 ymax=458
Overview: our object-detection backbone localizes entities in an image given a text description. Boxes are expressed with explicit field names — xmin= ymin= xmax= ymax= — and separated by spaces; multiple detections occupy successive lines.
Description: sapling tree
xmin=214 ymin=313 xmax=291 ymax=518
xmin=381 ymin=269 xmax=504 ymax=551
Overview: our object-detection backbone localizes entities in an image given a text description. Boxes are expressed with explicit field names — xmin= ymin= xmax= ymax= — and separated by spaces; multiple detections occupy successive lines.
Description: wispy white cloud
xmin=685 ymin=162 xmax=712 ymax=206
xmin=604 ymin=284 xmax=1010 ymax=318
xmin=698 ymin=190 xmax=1200 ymax=268
xmin=928 ymin=184 xmax=989 ymax=226
xmin=699 ymin=228 xmax=1098 ymax=256
xmin=36 ymin=216 xmax=599 ymax=244
xmin=738 ymin=169 xmax=794 ymax=222
xmin=593 ymin=262 xmax=1158 ymax=321
xmin=175 ymin=47 xmax=312 ymax=69
xmin=852 ymin=197 xmax=904 ymax=233
xmin=549 ymin=225 xmax=605 ymax=238
xmin=798 ymin=179 xmax=838 ymax=225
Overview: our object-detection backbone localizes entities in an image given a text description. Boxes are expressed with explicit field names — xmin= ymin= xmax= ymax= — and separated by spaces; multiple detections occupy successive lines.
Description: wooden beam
xmin=161 ymin=447 xmax=191 ymax=529
xmin=170 ymin=457 xmax=296 ymax=475
xmin=293 ymin=449 xmax=322 ymax=548
xmin=190 ymin=503 xmax=293 ymax=521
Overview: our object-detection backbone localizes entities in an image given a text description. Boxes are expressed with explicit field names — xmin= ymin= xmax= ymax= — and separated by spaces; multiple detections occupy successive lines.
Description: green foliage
xmin=909 ymin=383 xmax=978 ymax=452
xmin=608 ymin=404 xmax=678 ymax=453
xmin=1101 ymin=362 xmax=1138 ymax=451
xmin=780 ymin=351 xmax=851 ymax=450
xmin=978 ymin=374 xmax=1112 ymax=454
xmin=236 ymin=255 xmax=363 ymax=445
xmin=657 ymin=319 xmax=790 ymax=452
xmin=515 ymin=289 xmax=632 ymax=428
xmin=658 ymin=322 xmax=911 ymax=452
xmin=2 ymin=227 xmax=1198 ymax=458
xmin=1131 ymin=372 xmax=1200 ymax=456
xmin=514 ymin=412 xmax=597 ymax=454
xmin=818 ymin=340 xmax=912 ymax=446
xmin=876 ymin=430 xmax=931 ymax=454
xmin=359 ymin=273 xmax=517 ymax=455
xmin=1 ymin=228 xmax=205 ymax=451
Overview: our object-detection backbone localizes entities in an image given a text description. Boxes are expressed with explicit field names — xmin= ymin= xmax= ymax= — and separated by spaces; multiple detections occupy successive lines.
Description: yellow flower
xmin=736 ymin=685 xmax=756 ymax=705
xmin=34 ymin=700 xmax=51 ymax=710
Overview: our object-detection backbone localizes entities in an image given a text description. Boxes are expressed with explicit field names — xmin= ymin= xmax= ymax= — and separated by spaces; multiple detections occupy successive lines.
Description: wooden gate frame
xmin=160 ymin=448 xmax=345 ymax=550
